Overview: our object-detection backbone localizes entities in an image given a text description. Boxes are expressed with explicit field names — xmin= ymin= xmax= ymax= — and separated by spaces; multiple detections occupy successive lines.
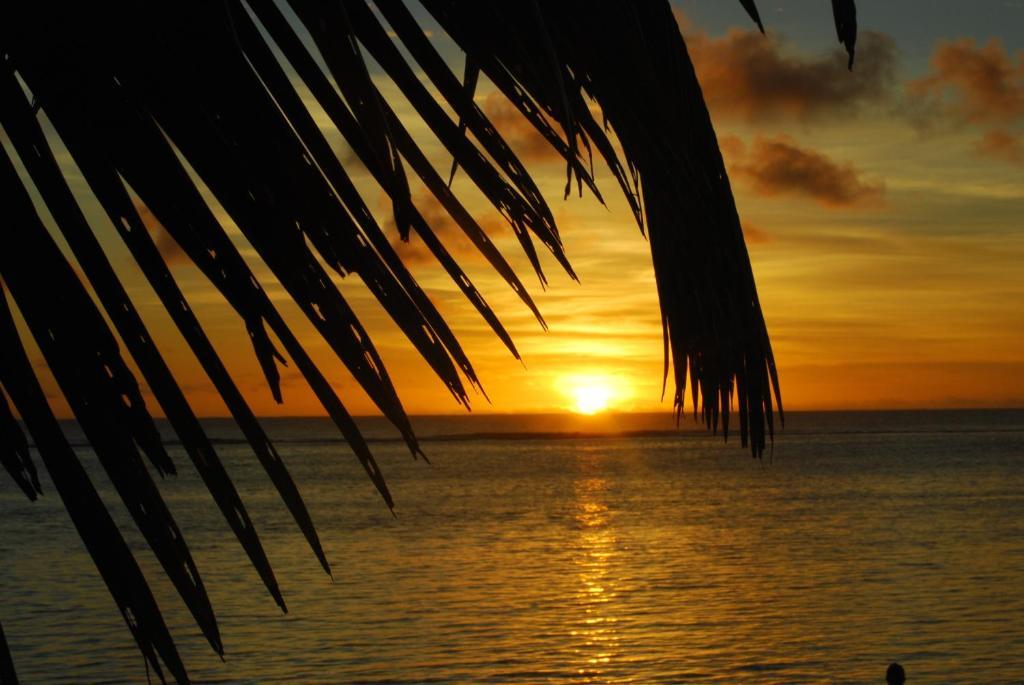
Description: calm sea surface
xmin=2 ymin=410 xmax=1023 ymax=684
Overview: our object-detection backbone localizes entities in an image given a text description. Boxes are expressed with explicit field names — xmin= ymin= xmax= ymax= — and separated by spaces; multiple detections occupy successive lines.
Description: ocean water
xmin=1 ymin=410 xmax=1023 ymax=684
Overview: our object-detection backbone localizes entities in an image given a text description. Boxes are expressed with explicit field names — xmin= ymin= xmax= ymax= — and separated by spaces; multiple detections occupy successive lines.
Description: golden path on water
xmin=571 ymin=465 xmax=622 ymax=682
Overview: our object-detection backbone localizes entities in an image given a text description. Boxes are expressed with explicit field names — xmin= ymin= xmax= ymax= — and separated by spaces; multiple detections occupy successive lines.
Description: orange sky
xmin=5 ymin=2 xmax=1024 ymax=419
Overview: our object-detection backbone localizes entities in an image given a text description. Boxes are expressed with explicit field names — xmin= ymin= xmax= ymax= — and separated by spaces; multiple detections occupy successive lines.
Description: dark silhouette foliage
xmin=0 ymin=1 xmax=856 ymax=681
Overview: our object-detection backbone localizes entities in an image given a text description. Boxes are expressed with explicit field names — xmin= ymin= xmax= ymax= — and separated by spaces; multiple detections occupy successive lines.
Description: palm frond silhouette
xmin=0 ymin=1 xmax=857 ymax=682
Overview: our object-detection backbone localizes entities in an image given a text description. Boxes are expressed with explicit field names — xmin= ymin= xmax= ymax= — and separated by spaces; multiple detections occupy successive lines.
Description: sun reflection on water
xmin=571 ymin=471 xmax=622 ymax=680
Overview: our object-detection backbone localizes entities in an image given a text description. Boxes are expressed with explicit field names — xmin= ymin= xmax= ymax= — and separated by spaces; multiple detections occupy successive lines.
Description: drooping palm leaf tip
xmin=0 ymin=621 xmax=18 ymax=685
xmin=0 ymin=1 xmax=858 ymax=681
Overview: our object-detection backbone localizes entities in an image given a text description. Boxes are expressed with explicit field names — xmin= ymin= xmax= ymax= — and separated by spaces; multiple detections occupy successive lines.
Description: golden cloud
xmin=973 ymin=129 xmax=1024 ymax=165
xmin=742 ymin=221 xmax=772 ymax=245
xmin=383 ymin=190 xmax=487 ymax=266
xmin=480 ymin=91 xmax=560 ymax=162
xmin=135 ymin=201 xmax=187 ymax=266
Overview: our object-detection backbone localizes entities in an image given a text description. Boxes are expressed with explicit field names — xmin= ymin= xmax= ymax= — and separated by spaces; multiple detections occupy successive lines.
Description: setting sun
xmin=572 ymin=384 xmax=613 ymax=414
xmin=561 ymin=374 xmax=631 ymax=414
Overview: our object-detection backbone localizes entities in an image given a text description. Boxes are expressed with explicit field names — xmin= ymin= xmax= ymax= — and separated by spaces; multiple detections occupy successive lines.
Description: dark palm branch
xmin=0 ymin=1 xmax=857 ymax=682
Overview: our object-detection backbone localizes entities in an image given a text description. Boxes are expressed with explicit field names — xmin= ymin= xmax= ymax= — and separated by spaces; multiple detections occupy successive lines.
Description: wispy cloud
xmin=908 ymin=38 xmax=1024 ymax=125
xmin=722 ymin=135 xmax=885 ymax=208
xmin=908 ymin=37 xmax=1024 ymax=166
xmin=676 ymin=9 xmax=897 ymax=122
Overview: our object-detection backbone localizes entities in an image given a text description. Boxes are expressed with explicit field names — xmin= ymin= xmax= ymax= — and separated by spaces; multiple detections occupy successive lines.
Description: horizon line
xmin=101 ymin=406 xmax=1024 ymax=421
